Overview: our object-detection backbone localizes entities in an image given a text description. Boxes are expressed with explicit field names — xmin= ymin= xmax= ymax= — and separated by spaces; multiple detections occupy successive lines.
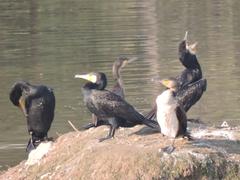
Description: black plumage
xmin=176 ymin=31 xmax=202 ymax=88
xmin=145 ymin=32 xmax=207 ymax=120
xmin=176 ymin=79 xmax=207 ymax=112
xmin=82 ymin=56 xmax=136 ymax=130
xmin=75 ymin=72 xmax=159 ymax=141
xmin=111 ymin=56 xmax=129 ymax=99
xmin=9 ymin=81 xmax=55 ymax=152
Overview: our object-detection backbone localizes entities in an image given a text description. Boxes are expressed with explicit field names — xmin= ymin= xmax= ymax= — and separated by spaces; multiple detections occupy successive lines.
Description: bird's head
xmin=112 ymin=56 xmax=137 ymax=79
xmin=75 ymin=72 xmax=107 ymax=90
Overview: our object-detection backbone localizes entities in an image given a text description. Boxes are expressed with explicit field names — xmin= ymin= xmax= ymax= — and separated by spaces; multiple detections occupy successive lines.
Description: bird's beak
xmin=160 ymin=79 xmax=170 ymax=88
xmin=183 ymin=31 xmax=188 ymax=41
xmin=74 ymin=73 xmax=97 ymax=83
xmin=18 ymin=96 xmax=28 ymax=117
xmin=122 ymin=57 xmax=137 ymax=68
xmin=127 ymin=57 xmax=137 ymax=63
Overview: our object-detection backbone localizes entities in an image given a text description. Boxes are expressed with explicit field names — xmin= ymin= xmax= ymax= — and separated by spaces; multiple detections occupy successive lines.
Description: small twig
xmin=56 ymin=132 xmax=62 ymax=137
xmin=68 ymin=120 xmax=79 ymax=132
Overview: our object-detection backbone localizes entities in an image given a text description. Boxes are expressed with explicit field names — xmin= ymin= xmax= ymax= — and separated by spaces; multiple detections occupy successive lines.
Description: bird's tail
xmin=144 ymin=104 xmax=157 ymax=121
xmin=141 ymin=116 xmax=160 ymax=130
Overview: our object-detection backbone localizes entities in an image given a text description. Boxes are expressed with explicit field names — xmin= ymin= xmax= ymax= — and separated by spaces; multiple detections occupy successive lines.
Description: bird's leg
xmin=80 ymin=114 xmax=98 ymax=130
xmin=99 ymin=123 xmax=116 ymax=142
xmin=92 ymin=114 xmax=98 ymax=126
xmin=81 ymin=119 xmax=110 ymax=130
xmin=98 ymin=118 xmax=118 ymax=142
xmin=26 ymin=131 xmax=35 ymax=153
xmin=161 ymin=138 xmax=176 ymax=154
xmin=81 ymin=123 xmax=96 ymax=130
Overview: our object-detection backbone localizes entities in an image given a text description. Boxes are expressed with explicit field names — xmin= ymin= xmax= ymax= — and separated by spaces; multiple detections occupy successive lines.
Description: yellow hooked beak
xmin=160 ymin=79 xmax=171 ymax=88
xmin=18 ymin=96 xmax=28 ymax=117
xmin=160 ymin=79 xmax=177 ymax=90
xmin=74 ymin=73 xmax=97 ymax=83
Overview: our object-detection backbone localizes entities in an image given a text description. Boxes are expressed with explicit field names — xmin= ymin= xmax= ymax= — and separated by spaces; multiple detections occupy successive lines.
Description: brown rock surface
xmin=0 ymin=125 xmax=239 ymax=180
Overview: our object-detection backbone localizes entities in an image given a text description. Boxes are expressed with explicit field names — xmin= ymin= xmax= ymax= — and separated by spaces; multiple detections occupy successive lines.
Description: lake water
xmin=0 ymin=0 xmax=240 ymax=170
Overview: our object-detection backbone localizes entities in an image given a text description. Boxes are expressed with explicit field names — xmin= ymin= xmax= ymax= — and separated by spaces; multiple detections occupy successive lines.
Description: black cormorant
xmin=156 ymin=78 xmax=187 ymax=138
xmin=145 ymin=32 xmax=207 ymax=120
xmin=111 ymin=56 xmax=136 ymax=99
xmin=75 ymin=72 xmax=159 ymax=141
xmin=176 ymin=31 xmax=202 ymax=88
xmin=82 ymin=56 xmax=136 ymax=130
xmin=9 ymin=81 xmax=55 ymax=152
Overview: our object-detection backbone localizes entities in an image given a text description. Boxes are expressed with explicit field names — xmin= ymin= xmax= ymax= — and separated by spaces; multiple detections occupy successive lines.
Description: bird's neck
xmin=112 ymin=66 xmax=124 ymax=90
xmin=83 ymin=82 xmax=105 ymax=91
xmin=112 ymin=65 xmax=121 ymax=80
xmin=157 ymin=89 xmax=176 ymax=106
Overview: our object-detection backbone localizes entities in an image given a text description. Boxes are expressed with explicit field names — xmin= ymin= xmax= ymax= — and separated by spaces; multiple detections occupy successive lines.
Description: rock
xmin=25 ymin=141 xmax=53 ymax=166
xmin=0 ymin=125 xmax=239 ymax=180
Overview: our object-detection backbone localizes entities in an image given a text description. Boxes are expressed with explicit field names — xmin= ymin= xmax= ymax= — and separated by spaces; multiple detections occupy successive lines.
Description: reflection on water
xmin=0 ymin=0 xmax=240 ymax=170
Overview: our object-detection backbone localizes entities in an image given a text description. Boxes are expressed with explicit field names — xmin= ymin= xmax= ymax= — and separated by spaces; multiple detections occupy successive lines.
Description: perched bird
xmin=145 ymin=78 xmax=207 ymax=120
xmin=176 ymin=31 xmax=202 ymax=88
xmin=82 ymin=56 xmax=136 ymax=130
xmin=156 ymin=78 xmax=188 ymax=138
xmin=9 ymin=81 xmax=55 ymax=152
xmin=145 ymin=32 xmax=207 ymax=120
xmin=75 ymin=72 xmax=159 ymax=141
xmin=111 ymin=56 xmax=137 ymax=99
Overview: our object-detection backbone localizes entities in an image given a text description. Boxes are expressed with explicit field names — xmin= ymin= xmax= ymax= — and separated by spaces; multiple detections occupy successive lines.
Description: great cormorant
xmin=145 ymin=32 xmax=207 ymax=120
xmin=9 ymin=81 xmax=55 ymax=152
xmin=111 ymin=56 xmax=136 ymax=99
xmin=145 ymin=78 xmax=207 ymax=120
xmin=75 ymin=72 xmax=159 ymax=141
xmin=176 ymin=31 xmax=202 ymax=88
xmin=82 ymin=57 xmax=136 ymax=130
xmin=156 ymin=78 xmax=188 ymax=138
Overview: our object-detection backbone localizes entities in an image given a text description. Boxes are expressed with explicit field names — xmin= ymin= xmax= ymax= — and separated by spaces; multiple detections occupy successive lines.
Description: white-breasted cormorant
xmin=82 ymin=56 xmax=136 ymax=130
xmin=9 ymin=81 xmax=55 ymax=152
xmin=156 ymin=78 xmax=188 ymax=138
xmin=75 ymin=72 xmax=159 ymax=141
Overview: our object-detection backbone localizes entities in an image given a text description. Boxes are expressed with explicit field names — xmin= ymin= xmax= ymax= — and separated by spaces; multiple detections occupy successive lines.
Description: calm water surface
xmin=0 ymin=0 xmax=240 ymax=169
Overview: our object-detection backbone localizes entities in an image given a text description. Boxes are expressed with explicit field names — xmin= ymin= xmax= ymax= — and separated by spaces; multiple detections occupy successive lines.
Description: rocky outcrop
xmin=0 ymin=124 xmax=239 ymax=180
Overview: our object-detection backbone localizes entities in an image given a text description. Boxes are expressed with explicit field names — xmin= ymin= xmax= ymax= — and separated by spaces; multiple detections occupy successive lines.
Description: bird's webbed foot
xmin=26 ymin=138 xmax=36 ymax=153
xmin=98 ymin=125 xmax=116 ymax=142
xmin=98 ymin=135 xmax=113 ymax=142
xmin=183 ymin=133 xmax=193 ymax=141
xmin=81 ymin=123 xmax=96 ymax=130
xmin=161 ymin=145 xmax=175 ymax=154
xmin=81 ymin=120 xmax=110 ymax=130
